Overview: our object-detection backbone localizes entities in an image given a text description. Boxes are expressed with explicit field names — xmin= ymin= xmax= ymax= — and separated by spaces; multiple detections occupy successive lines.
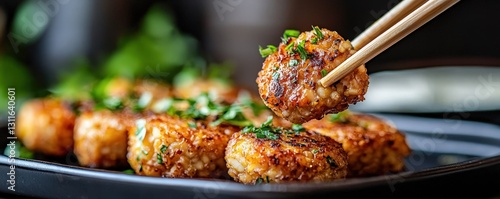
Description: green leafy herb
xmin=329 ymin=111 xmax=350 ymax=123
xmin=312 ymin=26 xmax=324 ymax=40
xmin=163 ymin=93 xmax=254 ymax=127
xmin=242 ymin=117 xmax=307 ymax=140
xmin=256 ymin=177 xmax=264 ymax=184
xmin=312 ymin=149 xmax=319 ymax=154
xmin=311 ymin=37 xmax=318 ymax=44
xmin=242 ymin=116 xmax=280 ymax=140
xmin=285 ymin=42 xmax=295 ymax=54
xmin=135 ymin=119 xmax=147 ymax=141
xmin=297 ymin=40 xmax=309 ymax=60
xmin=282 ymin=29 xmax=300 ymax=43
xmin=142 ymin=150 xmax=148 ymax=155
xmin=210 ymin=104 xmax=253 ymax=127
xmin=289 ymin=59 xmax=299 ymax=67
xmin=123 ymin=169 xmax=135 ymax=174
xmin=160 ymin=145 xmax=168 ymax=154
xmin=135 ymin=92 xmax=153 ymax=112
xmin=3 ymin=142 xmax=34 ymax=159
xmin=291 ymin=124 xmax=305 ymax=133
xmin=326 ymin=156 xmax=337 ymax=167
xmin=188 ymin=121 xmax=197 ymax=128
xmin=259 ymin=45 xmax=278 ymax=58
xmin=157 ymin=153 xmax=163 ymax=164
xmin=321 ymin=69 xmax=328 ymax=77
xmin=272 ymin=72 xmax=280 ymax=80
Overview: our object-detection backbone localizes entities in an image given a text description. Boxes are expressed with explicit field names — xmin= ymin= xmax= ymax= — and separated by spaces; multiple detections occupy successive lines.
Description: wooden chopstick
xmin=351 ymin=0 xmax=427 ymax=50
xmin=320 ymin=0 xmax=460 ymax=87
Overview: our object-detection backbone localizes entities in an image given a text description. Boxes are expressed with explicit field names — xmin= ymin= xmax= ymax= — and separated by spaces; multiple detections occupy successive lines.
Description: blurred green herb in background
xmin=103 ymin=5 xmax=199 ymax=81
xmin=0 ymin=55 xmax=33 ymax=114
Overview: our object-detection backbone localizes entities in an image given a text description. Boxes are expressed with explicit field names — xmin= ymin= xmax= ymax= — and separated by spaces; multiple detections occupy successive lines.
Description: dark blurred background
xmin=1 ymin=0 xmax=499 ymax=123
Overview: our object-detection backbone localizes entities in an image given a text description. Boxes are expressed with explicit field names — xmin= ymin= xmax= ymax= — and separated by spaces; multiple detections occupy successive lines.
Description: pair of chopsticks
xmin=320 ymin=0 xmax=460 ymax=87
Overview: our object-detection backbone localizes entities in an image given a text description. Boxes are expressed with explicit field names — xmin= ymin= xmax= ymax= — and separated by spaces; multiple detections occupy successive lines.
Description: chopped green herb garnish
xmin=289 ymin=59 xmax=299 ymax=67
xmin=321 ymin=69 xmax=328 ymax=77
xmin=273 ymin=66 xmax=279 ymax=71
xmin=160 ymin=145 xmax=168 ymax=154
xmin=311 ymin=37 xmax=318 ymax=44
xmin=329 ymin=111 xmax=349 ymax=123
xmin=282 ymin=29 xmax=300 ymax=42
xmin=326 ymin=156 xmax=337 ymax=167
xmin=123 ymin=169 xmax=135 ymax=174
xmin=291 ymin=124 xmax=305 ymax=133
xmin=157 ymin=153 xmax=163 ymax=164
xmin=164 ymin=93 xmax=255 ymax=128
xmin=142 ymin=150 xmax=148 ymax=155
xmin=297 ymin=40 xmax=309 ymax=60
xmin=285 ymin=42 xmax=295 ymax=54
xmin=272 ymin=72 xmax=280 ymax=80
xmin=188 ymin=121 xmax=197 ymax=128
xmin=135 ymin=119 xmax=147 ymax=141
xmin=210 ymin=104 xmax=252 ymax=127
xmin=312 ymin=149 xmax=319 ymax=154
xmin=242 ymin=116 xmax=279 ymax=140
xmin=134 ymin=92 xmax=153 ymax=112
xmin=256 ymin=177 xmax=264 ymax=184
xmin=312 ymin=26 xmax=324 ymax=40
xmin=259 ymin=45 xmax=278 ymax=58
xmin=242 ymin=116 xmax=302 ymax=140
xmin=139 ymin=164 xmax=143 ymax=172
xmin=3 ymin=142 xmax=34 ymax=159
xmin=152 ymin=98 xmax=174 ymax=113
xmin=98 ymin=97 xmax=124 ymax=111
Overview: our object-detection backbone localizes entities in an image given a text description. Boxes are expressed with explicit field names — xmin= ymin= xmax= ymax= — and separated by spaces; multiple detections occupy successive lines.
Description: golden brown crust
xmin=257 ymin=28 xmax=369 ymax=124
xmin=17 ymin=98 xmax=75 ymax=156
xmin=127 ymin=114 xmax=240 ymax=178
xmin=73 ymin=110 xmax=130 ymax=168
xmin=303 ymin=112 xmax=411 ymax=177
xmin=225 ymin=130 xmax=348 ymax=184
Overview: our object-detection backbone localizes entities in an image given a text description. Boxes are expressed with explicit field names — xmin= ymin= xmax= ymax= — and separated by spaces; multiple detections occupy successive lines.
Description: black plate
xmin=1 ymin=113 xmax=500 ymax=199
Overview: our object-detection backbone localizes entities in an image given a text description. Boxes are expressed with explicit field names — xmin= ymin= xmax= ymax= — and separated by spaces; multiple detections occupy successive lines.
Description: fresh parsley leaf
xmin=321 ymin=69 xmax=328 ymax=77
xmin=256 ymin=177 xmax=264 ymax=184
xmin=3 ymin=142 xmax=34 ymax=159
xmin=188 ymin=121 xmax=197 ymax=128
xmin=329 ymin=111 xmax=349 ymax=123
xmin=259 ymin=45 xmax=278 ymax=58
xmin=242 ymin=116 xmax=279 ymax=140
xmin=289 ymin=59 xmax=299 ymax=67
xmin=157 ymin=153 xmax=163 ymax=164
xmin=292 ymin=124 xmax=305 ymax=133
xmin=123 ymin=169 xmax=135 ymax=174
xmin=210 ymin=104 xmax=252 ymax=127
xmin=160 ymin=145 xmax=168 ymax=154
